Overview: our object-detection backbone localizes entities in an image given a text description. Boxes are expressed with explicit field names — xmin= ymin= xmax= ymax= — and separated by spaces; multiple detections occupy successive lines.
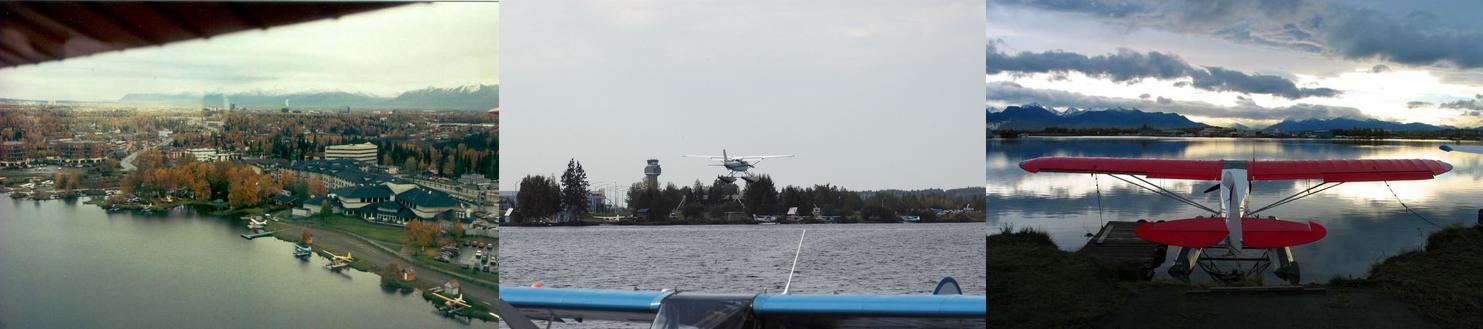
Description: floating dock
xmin=1080 ymin=221 xmax=1168 ymax=280
xmin=241 ymin=230 xmax=277 ymax=240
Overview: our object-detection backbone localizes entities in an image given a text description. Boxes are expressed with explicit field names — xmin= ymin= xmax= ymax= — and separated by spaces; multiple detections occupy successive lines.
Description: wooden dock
xmin=241 ymin=230 xmax=277 ymax=240
xmin=1080 ymin=221 xmax=1168 ymax=280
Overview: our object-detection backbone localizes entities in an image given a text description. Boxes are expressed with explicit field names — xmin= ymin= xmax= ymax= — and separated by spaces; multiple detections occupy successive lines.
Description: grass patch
xmin=312 ymin=214 xmax=409 ymax=247
xmin=1367 ymin=224 xmax=1483 ymax=329
xmin=988 ymin=227 xmax=1133 ymax=329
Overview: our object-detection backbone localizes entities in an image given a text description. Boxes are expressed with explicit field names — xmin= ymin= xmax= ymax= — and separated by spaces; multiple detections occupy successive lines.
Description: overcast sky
xmin=987 ymin=0 xmax=1483 ymax=128
xmin=500 ymin=0 xmax=984 ymax=192
xmin=0 ymin=3 xmax=499 ymax=102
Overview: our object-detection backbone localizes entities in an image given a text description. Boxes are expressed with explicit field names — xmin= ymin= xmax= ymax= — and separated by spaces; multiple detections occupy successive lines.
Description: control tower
xmin=643 ymin=159 xmax=661 ymax=188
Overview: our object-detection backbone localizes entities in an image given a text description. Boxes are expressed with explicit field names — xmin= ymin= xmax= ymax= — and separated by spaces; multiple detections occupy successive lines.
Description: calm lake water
xmin=0 ymin=198 xmax=476 ymax=329
xmin=988 ymin=137 xmax=1483 ymax=282
xmin=499 ymin=224 xmax=987 ymax=294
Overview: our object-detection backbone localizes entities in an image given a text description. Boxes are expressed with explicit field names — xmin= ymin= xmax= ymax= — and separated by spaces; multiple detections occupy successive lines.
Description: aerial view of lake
xmin=0 ymin=199 xmax=476 ymax=329
xmin=988 ymin=137 xmax=1483 ymax=282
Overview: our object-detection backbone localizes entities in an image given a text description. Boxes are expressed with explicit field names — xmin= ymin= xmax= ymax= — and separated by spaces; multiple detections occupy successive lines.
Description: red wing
xmin=1019 ymin=157 xmax=1223 ymax=180
xmin=1135 ymin=217 xmax=1328 ymax=248
xmin=1020 ymin=157 xmax=1451 ymax=182
xmin=1248 ymin=159 xmax=1452 ymax=182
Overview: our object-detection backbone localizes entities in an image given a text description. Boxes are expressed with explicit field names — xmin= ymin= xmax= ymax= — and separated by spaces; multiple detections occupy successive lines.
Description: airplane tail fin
xmin=932 ymin=277 xmax=962 ymax=295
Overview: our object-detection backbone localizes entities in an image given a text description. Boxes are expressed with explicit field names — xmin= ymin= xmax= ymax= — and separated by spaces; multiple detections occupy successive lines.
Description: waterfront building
xmin=327 ymin=183 xmax=463 ymax=226
xmin=325 ymin=143 xmax=378 ymax=164
xmin=56 ymin=140 xmax=107 ymax=164
xmin=0 ymin=141 xmax=33 ymax=167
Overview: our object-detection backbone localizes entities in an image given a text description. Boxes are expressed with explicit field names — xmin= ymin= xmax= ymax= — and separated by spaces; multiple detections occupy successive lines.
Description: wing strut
xmin=1247 ymin=182 xmax=1342 ymax=217
xmin=1104 ymin=174 xmax=1220 ymax=215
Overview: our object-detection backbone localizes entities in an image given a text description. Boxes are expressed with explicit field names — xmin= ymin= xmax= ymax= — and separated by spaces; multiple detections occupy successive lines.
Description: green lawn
xmin=312 ymin=214 xmax=410 ymax=247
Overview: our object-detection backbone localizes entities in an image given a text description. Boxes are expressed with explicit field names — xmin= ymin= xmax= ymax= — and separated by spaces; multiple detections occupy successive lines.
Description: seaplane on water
xmin=496 ymin=277 xmax=984 ymax=329
xmin=683 ymin=149 xmax=793 ymax=183
xmin=245 ymin=216 xmax=268 ymax=230
xmin=1020 ymin=156 xmax=1452 ymax=284
xmin=325 ymin=251 xmax=353 ymax=271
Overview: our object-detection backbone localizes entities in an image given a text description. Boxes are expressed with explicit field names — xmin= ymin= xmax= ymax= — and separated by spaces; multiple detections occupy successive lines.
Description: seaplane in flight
xmin=684 ymin=150 xmax=794 ymax=183
xmin=1020 ymin=156 xmax=1452 ymax=284
xmin=495 ymin=277 xmax=984 ymax=329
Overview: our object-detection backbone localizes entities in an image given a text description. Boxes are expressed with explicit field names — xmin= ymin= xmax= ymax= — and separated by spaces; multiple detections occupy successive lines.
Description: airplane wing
xmin=682 ymin=155 xmax=727 ymax=159
xmin=500 ymin=284 xmax=985 ymax=329
xmin=1020 ymin=157 xmax=1451 ymax=182
xmin=734 ymin=155 xmax=795 ymax=160
xmin=1 ymin=2 xmax=404 ymax=69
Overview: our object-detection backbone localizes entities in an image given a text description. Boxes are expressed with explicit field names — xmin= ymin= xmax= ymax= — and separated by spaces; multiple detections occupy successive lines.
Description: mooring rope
xmin=1384 ymin=181 xmax=1443 ymax=229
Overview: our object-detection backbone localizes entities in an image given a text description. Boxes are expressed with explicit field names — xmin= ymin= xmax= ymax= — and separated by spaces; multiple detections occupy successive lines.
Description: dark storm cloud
xmin=985 ymin=81 xmax=1366 ymax=121
xmin=994 ymin=0 xmax=1483 ymax=69
xmin=986 ymin=44 xmax=1341 ymax=99
xmin=1370 ymin=64 xmax=1390 ymax=73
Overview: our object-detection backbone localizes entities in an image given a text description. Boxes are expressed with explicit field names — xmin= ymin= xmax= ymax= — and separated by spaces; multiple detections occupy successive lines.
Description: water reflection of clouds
xmin=988 ymin=137 xmax=1483 ymax=279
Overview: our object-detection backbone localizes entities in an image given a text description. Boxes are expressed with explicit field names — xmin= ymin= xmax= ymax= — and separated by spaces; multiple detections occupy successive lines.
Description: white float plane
xmin=683 ymin=149 xmax=793 ymax=183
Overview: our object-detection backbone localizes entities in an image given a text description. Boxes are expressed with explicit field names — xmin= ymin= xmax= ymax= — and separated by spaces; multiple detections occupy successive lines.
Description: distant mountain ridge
xmin=986 ymin=104 xmax=1209 ymax=130
xmin=1265 ymin=118 xmax=1449 ymax=132
xmin=117 ymin=84 xmax=498 ymax=111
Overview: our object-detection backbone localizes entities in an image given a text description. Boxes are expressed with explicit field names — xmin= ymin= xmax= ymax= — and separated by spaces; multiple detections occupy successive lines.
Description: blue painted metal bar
xmin=500 ymin=287 xmax=671 ymax=313
xmin=752 ymin=294 xmax=986 ymax=317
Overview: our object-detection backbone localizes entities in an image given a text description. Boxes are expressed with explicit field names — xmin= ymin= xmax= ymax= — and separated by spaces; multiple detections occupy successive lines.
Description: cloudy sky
xmin=501 ymin=0 xmax=984 ymax=192
xmin=0 ymin=3 xmax=498 ymax=102
xmin=987 ymin=0 xmax=1483 ymax=128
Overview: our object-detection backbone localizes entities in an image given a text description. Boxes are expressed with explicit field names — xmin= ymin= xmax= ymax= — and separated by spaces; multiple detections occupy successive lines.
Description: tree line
xmin=510 ymin=159 xmax=984 ymax=224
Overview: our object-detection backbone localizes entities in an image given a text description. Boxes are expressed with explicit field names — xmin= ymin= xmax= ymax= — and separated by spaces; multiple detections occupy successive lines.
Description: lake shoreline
xmin=986 ymin=226 xmax=1480 ymax=328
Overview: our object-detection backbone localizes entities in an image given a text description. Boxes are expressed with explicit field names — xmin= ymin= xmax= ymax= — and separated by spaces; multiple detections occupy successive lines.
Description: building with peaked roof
xmin=328 ymin=183 xmax=463 ymax=226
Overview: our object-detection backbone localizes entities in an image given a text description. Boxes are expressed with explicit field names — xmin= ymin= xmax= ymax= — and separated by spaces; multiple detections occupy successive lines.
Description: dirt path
xmin=1095 ymin=286 xmax=1438 ymax=329
xmin=276 ymin=222 xmax=501 ymax=308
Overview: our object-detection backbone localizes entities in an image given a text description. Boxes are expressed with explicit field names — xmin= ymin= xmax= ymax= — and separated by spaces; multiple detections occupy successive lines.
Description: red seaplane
xmin=1020 ymin=157 xmax=1452 ymax=284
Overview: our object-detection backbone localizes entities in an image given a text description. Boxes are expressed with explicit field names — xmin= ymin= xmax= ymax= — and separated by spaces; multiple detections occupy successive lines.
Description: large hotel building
xmin=324 ymin=143 xmax=378 ymax=164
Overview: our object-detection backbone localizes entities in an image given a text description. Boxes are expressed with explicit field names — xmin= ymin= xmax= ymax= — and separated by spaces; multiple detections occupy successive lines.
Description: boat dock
xmin=241 ymin=230 xmax=277 ymax=240
xmin=1080 ymin=221 xmax=1168 ymax=280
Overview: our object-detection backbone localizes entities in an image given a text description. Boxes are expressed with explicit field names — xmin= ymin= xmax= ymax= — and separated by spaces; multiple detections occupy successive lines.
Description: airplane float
xmin=1020 ymin=156 xmax=1452 ymax=284
xmin=496 ymin=277 xmax=984 ymax=329
xmin=684 ymin=150 xmax=794 ymax=184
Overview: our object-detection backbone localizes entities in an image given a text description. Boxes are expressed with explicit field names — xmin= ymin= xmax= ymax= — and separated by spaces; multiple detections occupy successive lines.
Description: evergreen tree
xmin=742 ymin=175 xmax=779 ymax=215
xmin=560 ymin=159 xmax=591 ymax=218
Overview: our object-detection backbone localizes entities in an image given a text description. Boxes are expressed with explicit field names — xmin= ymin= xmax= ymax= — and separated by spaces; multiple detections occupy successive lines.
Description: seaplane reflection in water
xmin=683 ymin=150 xmax=793 ymax=183
xmin=1019 ymin=156 xmax=1452 ymax=284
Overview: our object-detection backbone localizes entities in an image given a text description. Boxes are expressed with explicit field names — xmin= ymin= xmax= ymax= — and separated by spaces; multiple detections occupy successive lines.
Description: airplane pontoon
xmin=1020 ymin=157 xmax=1452 ymax=284
xmin=496 ymin=277 xmax=985 ymax=329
